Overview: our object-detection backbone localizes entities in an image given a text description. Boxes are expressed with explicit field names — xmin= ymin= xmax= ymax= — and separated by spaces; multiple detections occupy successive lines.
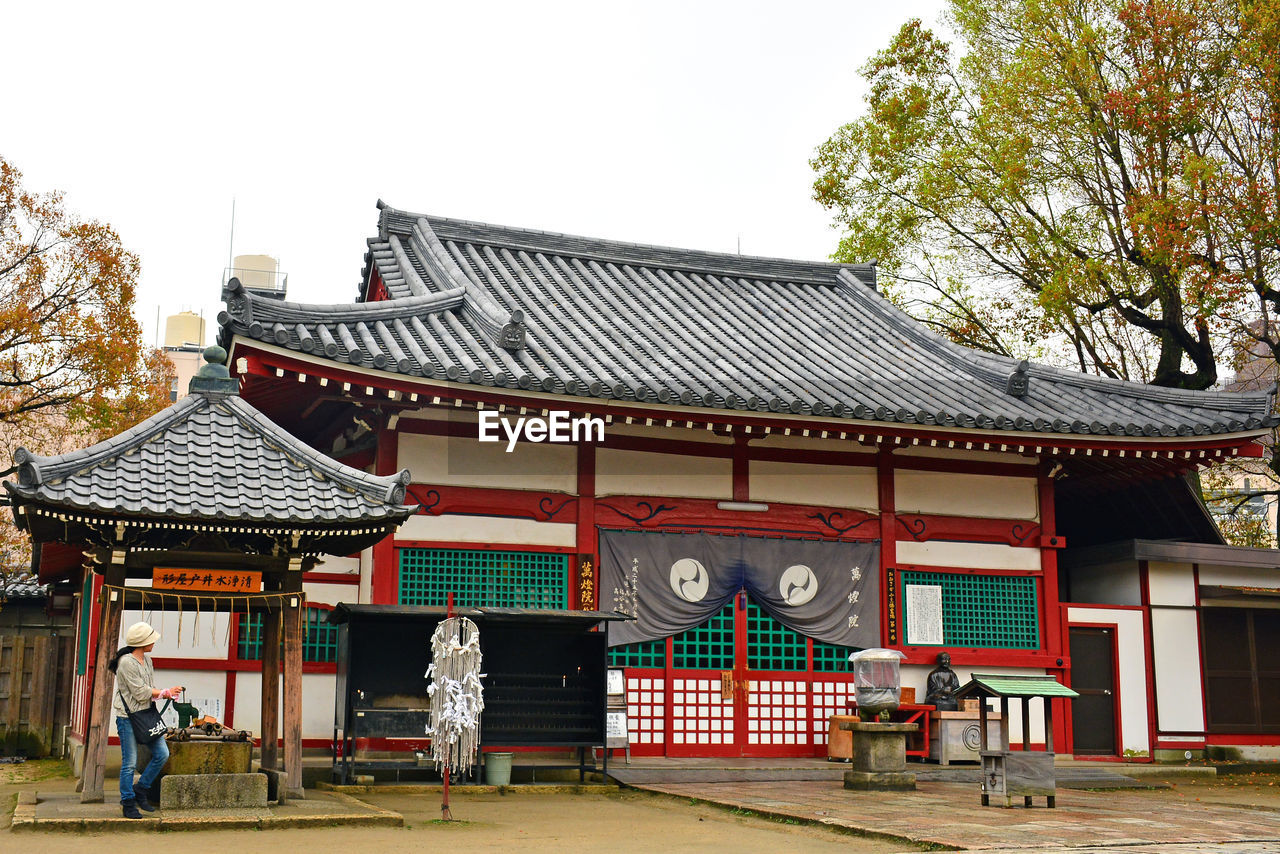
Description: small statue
xmin=924 ymin=652 xmax=960 ymax=711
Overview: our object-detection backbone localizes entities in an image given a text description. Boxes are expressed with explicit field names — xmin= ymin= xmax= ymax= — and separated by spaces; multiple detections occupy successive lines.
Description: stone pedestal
xmin=159 ymin=772 xmax=269 ymax=809
xmin=165 ymin=739 xmax=252 ymax=776
xmin=839 ymin=720 xmax=919 ymax=791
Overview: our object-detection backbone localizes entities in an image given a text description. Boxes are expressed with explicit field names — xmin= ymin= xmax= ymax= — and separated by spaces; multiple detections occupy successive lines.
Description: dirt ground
xmin=0 ymin=760 xmax=918 ymax=853
xmin=5 ymin=762 xmax=1280 ymax=853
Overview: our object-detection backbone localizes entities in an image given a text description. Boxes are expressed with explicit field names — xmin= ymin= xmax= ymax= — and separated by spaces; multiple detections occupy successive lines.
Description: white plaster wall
xmin=398 ymin=513 xmax=576 ymax=547
xmin=233 ymin=672 xmax=337 ymax=740
xmin=895 ymin=446 xmax=1039 ymax=466
xmin=303 ymin=583 xmax=360 ymax=608
xmin=605 ymin=422 xmax=733 ymax=443
xmin=1146 ymin=561 xmax=1196 ymax=607
xmin=1066 ymin=561 xmax=1142 ymax=606
xmin=1067 ymin=607 xmax=1150 ymax=754
xmin=399 ymin=431 xmax=577 ymax=493
xmin=314 ymin=555 xmax=360 ymax=575
xmin=118 ymin=608 xmax=231 ymax=659
xmin=1198 ymin=565 xmax=1280 ymax=590
xmin=754 ymin=433 xmax=872 ymax=452
xmin=595 ymin=448 xmax=731 ymax=499
xmin=895 ymin=540 xmax=1041 ymax=571
xmin=1150 ymin=608 xmax=1205 ymax=733
xmin=159 ymin=670 xmax=226 ymax=719
xmin=895 ymin=470 xmax=1039 ymax=520
xmin=749 ymin=460 xmax=878 ymax=510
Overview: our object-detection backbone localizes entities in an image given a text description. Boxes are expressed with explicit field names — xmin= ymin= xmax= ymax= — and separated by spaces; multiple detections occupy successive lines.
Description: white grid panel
xmin=625 ymin=676 xmax=666 ymax=744
xmin=747 ymin=679 xmax=808 ymax=745
xmin=811 ymin=680 xmax=856 ymax=745
xmin=670 ymin=678 xmax=734 ymax=745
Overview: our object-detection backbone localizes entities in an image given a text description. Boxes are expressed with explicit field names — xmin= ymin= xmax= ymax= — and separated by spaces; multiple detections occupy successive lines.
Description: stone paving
xmin=629 ymin=779 xmax=1280 ymax=850
xmin=11 ymin=788 xmax=402 ymax=831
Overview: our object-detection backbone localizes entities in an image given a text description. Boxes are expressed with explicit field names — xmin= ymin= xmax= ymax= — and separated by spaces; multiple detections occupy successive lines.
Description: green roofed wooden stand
xmin=955 ymin=674 xmax=1079 ymax=808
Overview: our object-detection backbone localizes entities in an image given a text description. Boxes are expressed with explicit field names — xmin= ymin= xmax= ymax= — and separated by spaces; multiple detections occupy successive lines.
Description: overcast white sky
xmin=7 ymin=0 xmax=947 ymax=347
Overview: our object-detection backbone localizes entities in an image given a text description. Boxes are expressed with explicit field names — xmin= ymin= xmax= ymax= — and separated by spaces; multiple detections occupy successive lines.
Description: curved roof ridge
xmin=377 ymin=202 xmax=876 ymax=288
xmin=220 ymin=278 xmax=465 ymax=326
xmin=11 ymin=394 xmax=207 ymax=487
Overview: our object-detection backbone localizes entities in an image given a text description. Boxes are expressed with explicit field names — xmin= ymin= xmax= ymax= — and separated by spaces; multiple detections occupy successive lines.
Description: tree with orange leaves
xmin=0 ymin=156 xmax=172 ymax=604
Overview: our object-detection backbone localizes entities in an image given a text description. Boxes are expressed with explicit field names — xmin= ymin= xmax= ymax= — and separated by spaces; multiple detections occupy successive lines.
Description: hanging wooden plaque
xmin=152 ymin=568 xmax=262 ymax=592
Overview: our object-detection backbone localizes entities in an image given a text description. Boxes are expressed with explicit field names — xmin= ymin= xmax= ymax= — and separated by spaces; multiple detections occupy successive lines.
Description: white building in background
xmin=163 ymin=311 xmax=206 ymax=401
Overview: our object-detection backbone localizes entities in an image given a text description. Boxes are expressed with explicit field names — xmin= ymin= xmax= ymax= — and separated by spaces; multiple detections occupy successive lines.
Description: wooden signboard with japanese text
xmin=152 ymin=568 xmax=261 ymax=592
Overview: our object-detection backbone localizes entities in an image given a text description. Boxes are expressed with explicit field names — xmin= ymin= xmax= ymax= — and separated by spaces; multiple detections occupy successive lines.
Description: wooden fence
xmin=0 ymin=633 xmax=74 ymax=757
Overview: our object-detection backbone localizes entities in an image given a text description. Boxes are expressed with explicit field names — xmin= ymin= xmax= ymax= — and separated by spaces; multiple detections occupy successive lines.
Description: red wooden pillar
xmin=1038 ymin=472 xmax=1068 ymax=752
xmin=877 ymin=447 xmax=896 ymax=646
xmin=371 ymin=427 xmax=399 ymax=604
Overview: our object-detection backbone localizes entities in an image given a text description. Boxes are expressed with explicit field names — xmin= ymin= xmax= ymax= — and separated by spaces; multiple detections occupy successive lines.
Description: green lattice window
xmin=900 ymin=571 xmax=1039 ymax=649
xmin=747 ymin=600 xmax=807 ymax=671
xmin=673 ymin=602 xmax=735 ymax=669
xmin=813 ymin=641 xmax=857 ymax=672
xmin=399 ymin=548 xmax=567 ymax=608
xmin=609 ymin=638 xmax=665 ymax=668
xmin=237 ymin=608 xmax=339 ymax=663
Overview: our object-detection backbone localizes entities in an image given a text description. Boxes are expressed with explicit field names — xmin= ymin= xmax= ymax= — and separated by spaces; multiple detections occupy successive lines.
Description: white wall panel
xmin=1067 ymin=607 xmax=1150 ymax=754
xmin=895 ymin=470 xmax=1038 ymax=520
xmin=398 ymin=513 xmax=576 ymax=547
xmin=749 ymin=460 xmax=877 ymax=510
xmin=596 ymin=448 xmax=731 ymax=499
xmin=232 ymin=672 xmax=337 ymax=741
xmin=119 ymin=609 xmax=231 ymax=659
xmin=1198 ymin=565 xmax=1280 ymax=590
xmin=1146 ymin=561 xmax=1197 ymax=606
xmin=399 ymin=431 xmax=577 ymax=493
xmin=1151 ymin=608 xmax=1205 ymax=733
xmin=895 ymin=540 xmax=1041 ymax=571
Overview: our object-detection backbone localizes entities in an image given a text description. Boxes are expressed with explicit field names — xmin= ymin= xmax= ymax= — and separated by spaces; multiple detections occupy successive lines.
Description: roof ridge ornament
xmin=1006 ymin=360 xmax=1030 ymax=398
xmin=500 ymin=310 xmax=526 ymax=351
xmin=188 ymin=345 xmax=240 ymax=397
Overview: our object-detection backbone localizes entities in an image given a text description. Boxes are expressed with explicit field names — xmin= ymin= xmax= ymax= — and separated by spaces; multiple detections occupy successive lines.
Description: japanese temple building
xmin=4 ymin=351 xmax=414 ymax=797
xmin=15 ymin=201 xmax=1280 ymax=766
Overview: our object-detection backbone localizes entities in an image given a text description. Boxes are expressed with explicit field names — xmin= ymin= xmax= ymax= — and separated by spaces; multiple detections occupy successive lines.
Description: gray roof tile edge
xmin=379 ymin=204 xmax=875 ymax=287
xmin=220 ymin=395 xmax=414 ymax=508
xmin=5 ymin=392 xmax=416 ymax=523
xmin=831 ymin=269 xmax=1277 ymax=418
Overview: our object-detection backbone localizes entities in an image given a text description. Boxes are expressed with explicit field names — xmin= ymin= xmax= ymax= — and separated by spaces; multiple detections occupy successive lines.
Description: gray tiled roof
xmin=5 ymin=390 xmax=415 ymax=524
xmin=217 ymin=203 xmax=1277 ymax=439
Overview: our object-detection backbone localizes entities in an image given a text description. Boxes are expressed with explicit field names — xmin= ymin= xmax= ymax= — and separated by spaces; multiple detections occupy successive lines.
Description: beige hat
xmin=125 ymin=622 xmax=160 ymax=648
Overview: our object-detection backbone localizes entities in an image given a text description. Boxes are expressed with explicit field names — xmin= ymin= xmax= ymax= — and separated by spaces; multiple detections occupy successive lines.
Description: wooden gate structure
xmin=0 ymin=633 xmax=74 ymax=756
xmin=3 ymin=347 xmax=415 ymax=800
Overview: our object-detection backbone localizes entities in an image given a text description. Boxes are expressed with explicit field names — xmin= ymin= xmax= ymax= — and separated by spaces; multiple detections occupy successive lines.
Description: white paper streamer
xmin=424 ymin=616 xmax=484 ymax=774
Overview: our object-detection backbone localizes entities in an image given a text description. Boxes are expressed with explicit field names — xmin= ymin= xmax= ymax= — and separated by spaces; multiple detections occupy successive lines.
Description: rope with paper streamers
xmin=102 ymin=586 xmax=303 ymax=648
xmin=424 ymin=616 xmax=484 ymax=775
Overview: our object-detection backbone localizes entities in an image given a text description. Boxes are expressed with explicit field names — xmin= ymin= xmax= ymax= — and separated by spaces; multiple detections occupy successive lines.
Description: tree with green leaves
xmin=812 ymin=0 xmax=1280 ymax=543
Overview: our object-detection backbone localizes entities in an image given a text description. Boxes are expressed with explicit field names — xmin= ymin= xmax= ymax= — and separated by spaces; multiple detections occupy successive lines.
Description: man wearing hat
xmin=109 ymin=621 xmax=183 ymax=818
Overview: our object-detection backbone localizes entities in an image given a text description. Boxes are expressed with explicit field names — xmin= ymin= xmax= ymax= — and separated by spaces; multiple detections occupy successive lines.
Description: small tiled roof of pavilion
xmin=217 ymin=202 xmax=1277 ymax=440
xmin=4 ymin=379 xmax=415 ymax=527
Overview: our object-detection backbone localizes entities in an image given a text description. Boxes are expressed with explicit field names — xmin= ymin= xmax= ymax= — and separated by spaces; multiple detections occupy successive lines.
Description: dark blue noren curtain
xmin=600 ymin=530 xmax=880 ymax=649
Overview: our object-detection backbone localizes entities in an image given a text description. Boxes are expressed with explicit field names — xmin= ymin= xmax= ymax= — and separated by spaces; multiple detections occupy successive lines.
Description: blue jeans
xmin=116 ymin=716 xmax=169 ymax=803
